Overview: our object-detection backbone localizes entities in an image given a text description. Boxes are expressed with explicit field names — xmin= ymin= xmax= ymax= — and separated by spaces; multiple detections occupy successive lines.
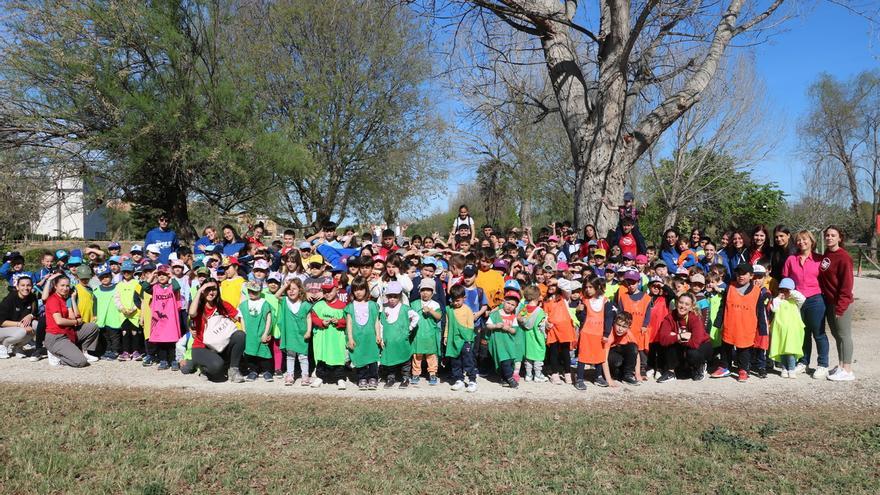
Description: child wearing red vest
xmin=710 ymin=263 xmax=770 ymax=382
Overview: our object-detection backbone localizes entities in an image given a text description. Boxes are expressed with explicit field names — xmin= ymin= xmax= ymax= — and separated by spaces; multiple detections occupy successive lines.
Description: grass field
xmin=0 ymin=384 xmax=878 ymax=494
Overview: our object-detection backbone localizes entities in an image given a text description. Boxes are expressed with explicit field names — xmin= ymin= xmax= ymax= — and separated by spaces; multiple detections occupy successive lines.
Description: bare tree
xmin=433 ymin=0 xmax=788 ymax=234
xmin=644 ymin=55 xmax=776 ymax=230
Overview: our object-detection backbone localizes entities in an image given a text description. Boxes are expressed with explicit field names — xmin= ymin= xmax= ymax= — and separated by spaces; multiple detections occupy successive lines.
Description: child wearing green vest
xmin=518 ymin=285 xmax=547 ymax=382
xmin=308 ymin=280 xmax=348 ymax=389
xmin=769 ymin=278 xmax=806 ymax=379
xmin=446 ymin=284 xmax=478 ymax=392
xmin=114 ymin=261 xmax=142 ymax=361
xmin=379 ymin=281 xmax=418 ymax=389
xmin=239 ymin=281 xmax=274 ymax=382
xmin=263 ymin=272 xmax=283 ymax=375
xmin=94 ymin=264 xmax=124 ymax=360
xmin=486 ymin=289 xmax=523 ymax=388
xmin=410 ymin=278 xmax=442 ymax=386
xmin=345 ymin=276 xmax=381 ymax=390
xmin=277 ymin=278 xmax=312 ymax=386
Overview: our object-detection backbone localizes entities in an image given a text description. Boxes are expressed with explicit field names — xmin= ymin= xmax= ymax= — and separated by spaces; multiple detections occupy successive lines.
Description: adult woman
xmin=748 ymin=225 xmax=771 ymax=265
xmin=578 ymin=224 xmax=609 ymax=259
xmin=220 ymin=224 xmax=246 ymax=257
xmin=0 ymin=274 xmax=38 ymax=358
xmin=42 ymin=275 xmax=99 ymax=367
xmin=654 ymin=293 xmax=712 ymax=382
xmin=659 ymin=229 xmax=680 ymax=270
xmin=782 ymin=230 xmax=828 ymax=378
xmin=689 ymin=228 xmax=703 ymax=249
xmin=188 ymin=279 xmax=246 ymax=382
xmin=724 ymin=230 xmax=750 ymax=276
xmin=770 ymin=225 xmax=795 ymax=282
xmin=195 ymin=226 xmax=219 ymax=254
xmin=818 ymin=226 xmax=855 ymax=381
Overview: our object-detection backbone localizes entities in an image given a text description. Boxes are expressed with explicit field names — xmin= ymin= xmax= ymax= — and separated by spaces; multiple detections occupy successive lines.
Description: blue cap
xmin=141 ymin=262 xmax=156 ymax=272
xmin=297 ymin=241 xmax=311 ymax=250
xmin=121 ymin=260 xmax=135 ymax=272
xmin=108 ymin=255 xmax=121 ymax=264
xmin=67 ymin=256 xmax=83 ymax=265
xmin=108 ymin=242 xmax=121 ymax=249
xmin=70 ymin=249 xmax=83 ymax=258
xmin=421 ymin=256 xmax=438 ymax=268
xmin=55 ymin=249 xmax=69 ymax=259
xmin=437 ymin=260 xmax=448 ymax=271
xmin=95 ymin=264 xmax=111 ymax=277
xmin=623 ymin=191 xmax=634 ymax=201
xmin=503 ymin=279 xmax=521 ymax=293
xmin=779 ymin=278 xmax=796 ymax=290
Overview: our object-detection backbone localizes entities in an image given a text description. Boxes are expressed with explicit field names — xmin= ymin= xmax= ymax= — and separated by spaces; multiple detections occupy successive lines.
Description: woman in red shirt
xmin=188 ymin=279 xmax=246 ymax=382
xmin=654 ymin=293 xmax=712 ymax=383
xmin=43 ymin=275 xmax=99 ymax=367
xmin=819 ymin=226 xmax=855 ymax=382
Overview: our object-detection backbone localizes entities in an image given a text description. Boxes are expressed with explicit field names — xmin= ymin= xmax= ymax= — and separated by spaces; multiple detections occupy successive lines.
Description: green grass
xmin=0 ymin=384 xmax=878 ymax=494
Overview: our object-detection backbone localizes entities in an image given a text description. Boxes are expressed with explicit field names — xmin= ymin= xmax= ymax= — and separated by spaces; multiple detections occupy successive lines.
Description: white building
xmin=33 ymin=176 xmax=107 ymax=239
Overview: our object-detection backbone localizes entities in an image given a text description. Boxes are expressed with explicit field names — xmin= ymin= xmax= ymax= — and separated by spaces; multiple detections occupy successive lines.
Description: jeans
xmin=799 ymin=295 xmax=828 ymax=368
xmin=498 ymin=359 xmax=515 ymax=380
xmin=608 ymin=343 xmax=638 ymax=378
xmin=356 ymin=362 xmax=379 ymax=381
xmin=450 ymin=341 xmax=477 ymax=382
xmin=780 ymin=354 xmax=797 ymax=371
xmin=284 ymin=350 xmax=309 ymax=378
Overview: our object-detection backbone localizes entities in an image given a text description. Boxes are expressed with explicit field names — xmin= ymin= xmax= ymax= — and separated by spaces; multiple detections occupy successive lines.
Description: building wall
xmin=33 ymin=177 xmax=107 ymax=239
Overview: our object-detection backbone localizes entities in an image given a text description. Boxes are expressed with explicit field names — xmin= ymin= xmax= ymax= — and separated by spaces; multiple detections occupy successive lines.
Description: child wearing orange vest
xmin=710 ymin=263 xmax=770 ymax=382
xmin=542 ymin=276 xmax=577 ymax=385
xmin=605 ymin=311 xmax=640 ymax=386
xmin=616 ymin=271 xmax=651 ymax=381
xmin=575 ymin=276 xmax=617 ymax=390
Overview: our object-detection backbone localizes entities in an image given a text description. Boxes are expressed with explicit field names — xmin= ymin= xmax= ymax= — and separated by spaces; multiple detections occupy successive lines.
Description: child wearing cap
xmin=645 ymin=276 xmax=670 ymax=377
xmin=277 ymin=278 xmax=313 ymax=386
xmin=263 ymin=272 xmax=284 ymax=376
xmin=93 ymin=265 xmax=124 ymax=361
xmin=410 ymin=278 xmax=442 ymax=386
xmin=518 ymin=285 xmax=548 ymax=382
xmin=345 ymin=276 xmax=381 ymax=390
xmin=486 ymin=289 xmax=524 ymax=388
xmin=239 ymin=281 xmax=274 ymax=382
xmin=445 ymin=284 xmax=478 ymax=392
xmin=616 ymin=270 xmax=651 ymax=381
xmin=543 ymin=276 xmax=577 ymax=385
xmin=220 ymin=258 xmax=245 ymax=308
xmin=379 ymin=281 xmax=418 ymax=389
xmin=769 ymin=278 xmax=806 ymax=378
xmin=308 ymin=280 xmax=348 ymax=389
xmin=688 ymin=273 xmax=711 ymax=331
xmin=710 ymin=263 xmax=770 ymax=382
xmin=461 ymin=265 xmax=490 ymax=374
xmin=114 ymin=261 xmax=144 ymax=361
xmin=144 ymin=265 xmax=183 ymax=370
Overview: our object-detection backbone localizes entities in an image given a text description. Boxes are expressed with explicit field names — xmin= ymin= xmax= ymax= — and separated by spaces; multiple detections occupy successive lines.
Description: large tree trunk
xmin=168 ymin=187 xmax=196 ymax=244
xmin=519 ymin=196 xmax=532 ymax=232
xmin=663 ymin=208 xmax=679 ymax=231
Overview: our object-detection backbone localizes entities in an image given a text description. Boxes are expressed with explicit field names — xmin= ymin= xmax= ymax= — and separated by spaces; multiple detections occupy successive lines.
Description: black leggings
xmin=120 ymin=320 xmax=144 ymax=354
xmin=720 ymin=344 xmax=752 ymax=372
xmin=101 ymin=326 xmax=122 ymax=354
xmin=381 ymin=361 xmax=412 ymax=381
xmin=316 ymin=362 xmax=346 ymax=382
xmin=356 ymin=363 xmax=379 ymax=381
xmin=190 ymin=331 xmax=246 ymax=381
xmin=245 ymin=355 xmax=273 ymax=374
xmin=152 ymin=342 xmax=175 ymax=363
xmin=661 ymin=341 xmax=713 ymax=372
xmin=544 ymin=342 xmax=571 ymax=375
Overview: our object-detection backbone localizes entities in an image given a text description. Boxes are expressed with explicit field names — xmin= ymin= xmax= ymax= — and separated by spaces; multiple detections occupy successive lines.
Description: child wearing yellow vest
xmin=769 ymin=278 xmax=806 ymax=378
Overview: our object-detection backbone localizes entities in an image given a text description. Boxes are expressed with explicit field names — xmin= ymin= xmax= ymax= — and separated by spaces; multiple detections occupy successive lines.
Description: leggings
xmin=316 ymin=362 xmax=346 ymax=382
xmin=151 ymin=342 xmax=175 ymax=363
xmin=799 ymin=295 xmax=828 ymax=368
xmin=120 ymin=320 xmax=143 ymax=354
xmin=245 ymin=354 xmax=273 ymax=374
xmin=826 ymin=301 xmax=854 ymax=364
xmin=544 ymin=342 xmax=571 ymax=375
xmin=284 ymin=350 xmax=309 ymax=378
xmin=190 ymin=331 xmax=246 ymax=381
xmin=101 ymin=326 xmax=121 ymax=354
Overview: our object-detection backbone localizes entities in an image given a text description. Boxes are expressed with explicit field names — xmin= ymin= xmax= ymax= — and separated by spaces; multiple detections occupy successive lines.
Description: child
xmin=93 ymin=264 xmax=123 ymax=360
xmin=645 ymin=276 xmax=669 ymax=377
xmin=461 ymin=265 xmax=489 ymax=373
xmin=616 ymin=270 xmax=651 ymax=381
xmin=277 ymin=278 xmax=313 ymax=386
xmin=309 ymin=280 xmax=348 ymax=389
xmin=263 ymin=272 xmax=283 ymax=376
xmin=486 ymin=289 xmax=523 ymax=388
xmin=705 ymin=272 xmax=725 ymax=350
xmin=543 ymin=276 xmax=577 ymax=385
xmin=345 ymin=276 xmax=381 ymax=390
xmin=710 ymin=263 xmax=770 ymax=382
xmin=688 ymin=273 xmax=711 ymax=331
xmin=146 ymin=264 xmax=182 ymax=370
xmin=239 ymin=281 xmax=274 ymax=382
xmin=379 ymin=281 xmax=418 ymax=389
xmin=575 ymin=277 xmax=617 ymax=389
xmin=518 ymin=285 xmax=547 ymax=382
xmin=769 ymin=278 xmax=806 ymax=378
xmin=676 ymin=238 xmax=698 ymax=269
xmin=138 ymin=263 xmax=157 ymax=366
xmin=410 ymin=278 xmax=442 ymax=386
xmin=219 ymin=258 xmax=245 ymax=308
xmin=605 ymin=311 xmax=640 ymax=386
xmin=114 ymin=261 xmax=143 ymax=361
xmin=445 ymin=284 xmax=478 ymax=392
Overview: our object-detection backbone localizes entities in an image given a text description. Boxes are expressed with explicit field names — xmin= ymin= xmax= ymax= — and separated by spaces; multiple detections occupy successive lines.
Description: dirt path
xmin=2 ymin=277 xmax=878 ymax=405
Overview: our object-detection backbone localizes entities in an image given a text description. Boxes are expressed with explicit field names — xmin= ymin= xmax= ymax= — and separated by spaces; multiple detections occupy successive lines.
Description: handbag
xmin=203 ymin=314 xmax=238 ymax=352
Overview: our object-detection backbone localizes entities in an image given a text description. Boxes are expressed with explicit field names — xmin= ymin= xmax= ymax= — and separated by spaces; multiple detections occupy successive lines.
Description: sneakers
xmin=409 ymin=376 xmax=421 ymax=386
xmin=534 ymin=373 xmax=549 ymax=383
xmin=83 ymin=352 xmax=99 ymax=363
xmin=523 ymin=375 xmax=534 ymax=382
xmin=284 ymin=374 xmax=295 ymax=386
xmin=28 ymin=349 xmax=44 ymax=362
xmin=398 ymin=378 xmax=410 ymax=389
xmin=550 ymin=373 xmax=562 ymax=385
xmin=780 ymin=369 xmax=789 ymax=379
xmin=827 ymin=369 xmax=855 ymax=382
xmin=310 ymin=377 xmax=324 ymax=388
xmin=828 ymin=366 xmax=840 ymax=377
xmin=142 ymin=355 xmax=154 ymax=367
xmin=245 ymin=371 xmax=258 ymax=382
xmin=301 ymin=376 xmax=312 ymax=387
xmin=793 ymin=362 xmax=807 ymax=375
xmin=736 ymin=369 xmax=749 ymax=382
xmin=171 ymin=361 xmax=180 ymax=372
xmin=228 ymin=367 xmax=245 ymax=383
xmin=812 ymin=366 xmax=829 ymax=380
xmin=118 ymin=352 xmax=131 ymax=362
xmin=505 ymin=378 xmax=519 ymax=389
xmin=263 ymin=372 xmax=274 ymax=382
xmin=755 ymin=368 xmax=767 ymax=379
xmin=575 ymin=380 xmax=587 ymax=391
xmin=157 ymin=360 xmax=170 ymax=370
xmin=357 ymin=379 xmax=367 ymax=390
xmin=466 ymin=382 xmax=477 ymax=393
xmin=710 ymin=367 xmax=731 ymax=378
xmin=47 ymin=352 xmax=61 ymax=367
xmin=383 ymin=376 xmax=396 ymax=389
xmin=451 ymin=380 xmax=466 ymax=391
xmin=0 ymin=345 xmax=11 ymax=359
xmin=337 ymin=379 xmax=346 ymax=390
xmin=621 ymin=374 xmax=640 ymax=386
xmin=367 ymin=378 xmax=378 ymax=390
xmin=131 ymin=351 xmax=144 ymax=361
xmin=101 ymin=351 xmax=118 ymax=361
xmin=693 ymin=363 xmax=706 ymax=381
xmin=657 ymin=371 xmax=677 ymax=384
xmin=428 ymin=375 xmax=438 ymax=386
xmin=786 ymin=369 xmax=797 ymax=379
xmin=594 ymin=376 xmax=609 ymax=388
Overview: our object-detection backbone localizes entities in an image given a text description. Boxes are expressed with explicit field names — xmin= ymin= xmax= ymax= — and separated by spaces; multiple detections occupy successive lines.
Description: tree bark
xmin=663 ymin=208 xmax=679 ymax=232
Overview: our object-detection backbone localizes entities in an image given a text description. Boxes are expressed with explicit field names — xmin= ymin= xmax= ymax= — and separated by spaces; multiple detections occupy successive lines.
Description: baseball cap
xmin=253 ymin=259 xmax=270 ymax=271
xmin=155 ymin=264 xmax=170 ymax=274
xmin=649 ymin=275 xmax=664 ymax=285
xmin=615 ymin=265 xmax=629 ymax=274
xmin=121 ymin=260 xmax=135 ymax=272
xmin=556 ymin=261 xmax=570 ymax=271
xmin=623 ymin=191 xmax=634 ymax=201
xmin=321 ymin=279 xmax=338 ymax=291
xmin=587 ymin=240 xmax=598 ymax=246
xmin=108 ymin=255 xmax=121 ymax=264
xmin=195 ymin=267 xmax=211 ymax=276
xmin=170 ymin=259 xmax=185 ymax=268
xmin=734 ymin=263 xmax=753 ymax=275
xmin=306 ymin=254 xmax=325 ymax=266
xmin=548 ymin=235 xmax=559 ymax=242
xmin=653 ymin=260 xmax=667 ymax=268
xmin=752 ymin=264 xmax=767 ymax=275
xmin=76 ymin=264 xmax=93 ymax=279
xmin=67 ymin=256 xmax=83 ymax=266
xmin=267 ymin=271 xmax=282 ymax=282
xmin=55 ymin=249 xmax=69 ymax=260
xmin=95 ymin=264 xmax=111 ymax=278
xmin=146 ymin=245 xmax=161 ymax=255
xmin=298 ymin=241 xmax=311 ymax=250
xmin=503 ymin=279 xmax=521 ymax=293
xmin=141 ymin=263 xmax=157 ymax=272
xmin=622 ymin=252 xmax=635 ymax=260
xmin=675 ymin=267 xmax=689 ymax=276
xmin=492 ymin=259 xmax=509 ymax=271
xmin=504 ymin=290 xmax=521 ymax=301
xmin=623 ymin=271 xmax=641 ymax=282
xmin=421 ymin=256 xmax=438 ymax=268
xmin=130 ymin=244 xmax=143 ymax=253
xmin=462 ymin=265 xmax=477 ymax=278
xmin=593 ymin=248 xmax=606 ymax=258
xmin=635 ymin=254 xmax=648 ymax=264
xmin=223 ymin=256 xmax=240 ymax=267
xmin=779 ymin=278 xmax=796 ymax=290
xmin=108 ymin=241 xmax=121 ymax=250
xmin=689 ymin=273 xmax=706 ymax=285
xmin=246 ymin=280 xmax=263 ymax=292
xmin=419 ymin=278 xmax=436 ymax=292
xmin=385 ymin=281 xmax=403 ymax=295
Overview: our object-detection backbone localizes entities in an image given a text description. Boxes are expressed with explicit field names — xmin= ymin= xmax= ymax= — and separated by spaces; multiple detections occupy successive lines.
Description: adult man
xmin=144 ymin=212 xmax=179 ymax=264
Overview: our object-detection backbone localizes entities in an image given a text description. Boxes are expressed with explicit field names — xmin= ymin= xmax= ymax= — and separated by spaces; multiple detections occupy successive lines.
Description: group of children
xmin=0 ymin=198 xmax=846 ymax=390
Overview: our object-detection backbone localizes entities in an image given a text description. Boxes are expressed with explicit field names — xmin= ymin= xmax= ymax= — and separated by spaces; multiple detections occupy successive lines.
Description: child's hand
xmin=347 ymin=337 xmax=355 ymax=350
xmin=261 ymin=334 xmax=271 ymax=343
xmin=601 ymin=336 xmax=610 ymax=344
xmin=304 ymin=331 xmax=312 ymax=340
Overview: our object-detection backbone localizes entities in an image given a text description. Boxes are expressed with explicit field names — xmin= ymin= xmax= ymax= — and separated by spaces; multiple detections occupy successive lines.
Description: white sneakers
xmin=451 ymin=380 xmax=465 ymax=391
xmin=827 ymin=368 xmax=855 ymax=382
xmin=0 ymin=345 xmax=9 ymax=359
xmin=466 ymin=382 xmax=477 ymax=393
xmin=47 ymin=352 xmax=61 ymax=367
xmin=793 ymin=362 xmax=806 ymax=375
xmin=84 ymin=352 xmax=100 ymax=363
xmin=337 ymin=379 xmax=346 ymax=390
xmin=812 ymin=366 xmax=828 ymax=380
xmin=310 ymin=377 xmax=323 ymax=388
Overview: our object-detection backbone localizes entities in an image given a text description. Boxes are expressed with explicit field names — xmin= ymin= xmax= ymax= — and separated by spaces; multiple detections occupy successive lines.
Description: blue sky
xmin=424 ymin=1 xmax=879 ymax=215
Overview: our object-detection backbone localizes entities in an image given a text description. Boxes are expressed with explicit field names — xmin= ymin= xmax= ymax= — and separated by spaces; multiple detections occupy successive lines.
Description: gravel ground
xmin=2 ymin=277 xmax=877 ymax=406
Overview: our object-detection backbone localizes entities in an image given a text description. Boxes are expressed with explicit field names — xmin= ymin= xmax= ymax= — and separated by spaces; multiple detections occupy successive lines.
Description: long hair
xmin=194 ymin=279 xmax=227 ymax=317
xmin=283 ymin=250 xmax=304 ymax=275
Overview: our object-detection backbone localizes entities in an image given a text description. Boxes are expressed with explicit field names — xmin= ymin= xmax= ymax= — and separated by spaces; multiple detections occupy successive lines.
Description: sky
xmin=424 ymin=1 xmax=880 ymax=215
